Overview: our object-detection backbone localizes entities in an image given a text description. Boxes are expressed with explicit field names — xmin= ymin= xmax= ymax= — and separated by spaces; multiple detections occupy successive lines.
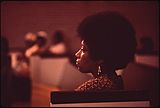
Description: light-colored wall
xmin=29 ymin=56 xmax=92 ymax=90
xmin=1 ymin=1 xmax=159 ymax=53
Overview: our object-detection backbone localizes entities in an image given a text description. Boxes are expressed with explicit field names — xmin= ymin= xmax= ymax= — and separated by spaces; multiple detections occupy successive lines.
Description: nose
xmin=75 ymin=49 xmax=81 ymax=58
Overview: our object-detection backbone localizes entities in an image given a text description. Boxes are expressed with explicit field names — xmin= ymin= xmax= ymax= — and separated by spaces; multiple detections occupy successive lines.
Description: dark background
xmin=1 ymin=1 xmax=159 ymax=54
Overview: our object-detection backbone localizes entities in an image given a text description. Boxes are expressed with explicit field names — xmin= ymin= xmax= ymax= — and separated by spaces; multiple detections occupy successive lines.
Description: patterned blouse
xmin=75 ymin=75 xmax=123 ymax=91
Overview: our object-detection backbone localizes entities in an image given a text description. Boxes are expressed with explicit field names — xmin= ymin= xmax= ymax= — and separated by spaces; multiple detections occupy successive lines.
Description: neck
xmin=90 ymin=65 xmax=100 ymax=78
xmin=91 ymin=72 xmax=99 ymax=78
xmin=91 ymin=66 xmax=117 ymax=78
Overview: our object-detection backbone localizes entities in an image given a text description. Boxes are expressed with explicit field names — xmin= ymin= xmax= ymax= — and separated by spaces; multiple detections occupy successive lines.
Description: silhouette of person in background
xmin=49 ymin=30 xmax=67 ymax=55
xmin=137 ymin=36 xmax=154 ymax=54
xmin=75 ymin=11 xmax=137 ymax=91
xmin=36 ymin=31 xmax=48 ymax=55
xmin=24 ymin=32 xmax=38 ymax=58
xmin=24 ymin=32 xmax=37 ymax=49
xmin=1 ymin=36 xmax=12 ymax=106
xmin=24 ymin=31 xmax=48 ymax=57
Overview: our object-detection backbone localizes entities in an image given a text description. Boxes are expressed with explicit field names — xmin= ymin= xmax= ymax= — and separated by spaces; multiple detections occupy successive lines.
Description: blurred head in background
xmin=36 ymin=31 xmax=48 ymax=48
xmin=24 ymin=31 xmax=48 ymax=57
xmin=24 ymin=32 xmax=37 ymax=49
xmin=49 ymin=30 xmax=67 ymax=55
xmin=51 ymin=30 xmax=65 ymax=45
xmin=1 ymin=36 xmax=9 ymax=55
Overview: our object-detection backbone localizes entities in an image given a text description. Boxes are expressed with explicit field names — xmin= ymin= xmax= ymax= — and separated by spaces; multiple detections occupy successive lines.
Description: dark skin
xmin=75 ymin=40 xmax=117 ymax=78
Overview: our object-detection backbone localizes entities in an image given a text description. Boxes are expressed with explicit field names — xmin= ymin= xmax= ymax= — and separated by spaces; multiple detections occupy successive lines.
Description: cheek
xmin=78 ymin=55 xmax=94 ymax=72
xmin=79 ymin=54 xmax=90 ymax=65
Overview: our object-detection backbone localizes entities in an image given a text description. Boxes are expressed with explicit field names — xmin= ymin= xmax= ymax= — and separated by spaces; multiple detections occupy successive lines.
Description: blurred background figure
xmin=36 ymin=31 xmax=48 ymax=53
xmin=1 ymin=36 xmax=12 ymax=107
xmin=24 ymin=31 xmax=49 ymax=57
xmin=137 ymin=36 xmax=154 ymax=54
xmin=24 ymin=32 xmax=38 ymax=58
xmin=49 ymin=30 xmax=67 ymax=55
xmin=24 ymin=32 xmax=37 ymax=49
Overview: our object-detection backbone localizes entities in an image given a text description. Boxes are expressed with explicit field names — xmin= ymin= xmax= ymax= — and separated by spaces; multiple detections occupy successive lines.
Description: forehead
xmin=81 ymin=40 xmax=84 ymax=45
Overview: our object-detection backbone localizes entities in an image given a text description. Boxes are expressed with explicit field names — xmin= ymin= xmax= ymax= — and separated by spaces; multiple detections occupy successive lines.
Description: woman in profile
xmin=75 ymin=11 xmax=137 ymax=91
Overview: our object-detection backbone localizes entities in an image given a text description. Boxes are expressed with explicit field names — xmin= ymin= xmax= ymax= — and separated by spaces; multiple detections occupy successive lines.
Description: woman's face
xmin=75 ymin=40 xmax=97 ymax=73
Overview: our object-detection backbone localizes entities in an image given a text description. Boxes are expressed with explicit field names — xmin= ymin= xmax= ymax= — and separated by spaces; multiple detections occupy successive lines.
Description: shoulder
xmin=75 ymin=76 xmax=115 ymax=92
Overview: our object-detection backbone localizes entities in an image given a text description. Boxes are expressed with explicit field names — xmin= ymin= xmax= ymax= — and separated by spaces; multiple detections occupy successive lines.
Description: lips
xmin=76 ymin=59 xmax=80 ymax=65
